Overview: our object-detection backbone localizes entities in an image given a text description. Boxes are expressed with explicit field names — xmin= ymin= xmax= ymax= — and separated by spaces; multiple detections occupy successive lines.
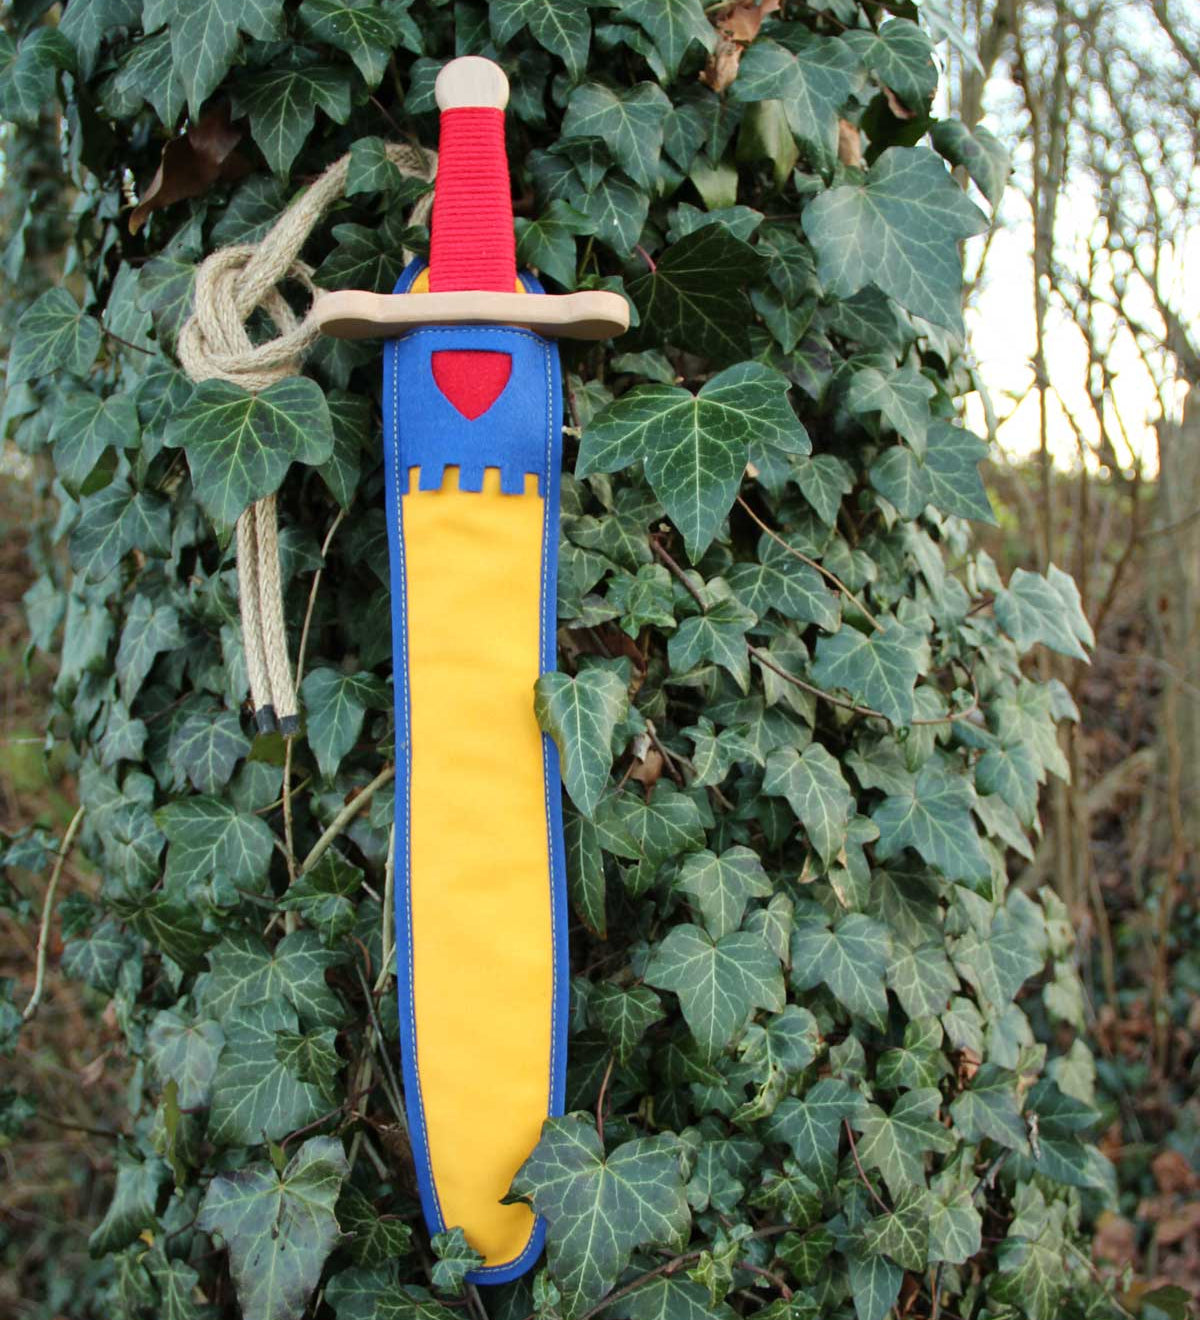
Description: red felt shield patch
xmin=432 ymin=350 xmax=512 ymax=421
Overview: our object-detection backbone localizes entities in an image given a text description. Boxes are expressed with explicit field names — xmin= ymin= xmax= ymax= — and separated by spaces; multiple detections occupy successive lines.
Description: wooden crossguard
xmin=313 ymin=57 xmax=629 ymax=341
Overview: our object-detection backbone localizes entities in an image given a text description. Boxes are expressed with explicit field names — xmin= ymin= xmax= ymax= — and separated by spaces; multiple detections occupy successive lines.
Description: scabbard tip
xmin=255 ymin=705 xmax=278 ymax=735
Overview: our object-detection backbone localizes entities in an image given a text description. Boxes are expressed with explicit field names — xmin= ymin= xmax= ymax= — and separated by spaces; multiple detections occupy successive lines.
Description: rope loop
xmin=174 ymin=140 xmax=436 ymax=733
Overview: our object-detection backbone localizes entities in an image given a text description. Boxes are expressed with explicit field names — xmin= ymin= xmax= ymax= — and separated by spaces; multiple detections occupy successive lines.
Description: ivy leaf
xmin=8 ymin=288 xmax=101 ymax=386
xmin=88 ymin=1150 xmax=168 ymax=1256
xmin=861 ymin=1186 xmax=932 ymax=1270
xmin=975 ymin=741 xmax=1040 ymax=828
xmin=616 ymin=0 xmax=715 ymax=80
xmin=275 ymin=1027 xmax=341 ymax=1101
xmin=869 ymin=445 xmax=932 ymax=519
xmin=923 ymin=420 xmax=994 ymax=522
xmin=535 ymin=669 xmax=630 ymax=818
xmin=142 ymin=0 xmax=285 ymax=117
xmin=590 ymin=983 xmax=665 ymax=1064
xmin=608 ymin=564 xmax=677 ymax=636
xmin=803 ymin=146 xmax=988 ymax=334
xmin=279 ymin=849 xmax=363 ymax=945
xmin=0 ymin=27 xmax=74 ymax=126
xmin=995 ymin=565 xmax=1094 ymax=660
xmin=765 ymin=1077 xmax=862 ymax=1194
xmin=60 ymin=0 xmax=142 ymax=79
xmin=511 ymin=1117 xmax=690 ymax=1318
xmin=627 ymin=226 xmax=768 ymax=365
xmin=845 ymin=366 xmax=934 ymax=456
xmin=951 ymin=904 xmax=1044 ymax=1008
xmin=346 ymin=138 xmax=430 ymax=200
xmin=232 ymin=63 xmax=352 ymax=176
xmin=208 ymin=999 xmax=330 ymax=1145
xmin=516 ymin=200 xmax=591 ymax=289
xmin=565 ymin=811 xmax=606 ymax=938
xmin=68 ymin=480 xmax=148 ymax=583
xmin=52 ymin=392 xmax=140 ymax=489
xmin=158 ymin=796 xmax=274 ymax=891
xmin=165 ymin=377 xmax=334 ymax=527
xmin=618 ymin=1275 xmax=737 ymax=1320
xmin=728 ymin=34 xmax=863 ymax=172
xmin=429 ymin=1228 xmax=484 ymax=1295
xmin=563 ymin=83 xmax=671 ymax=188
xmin=325 ymin=1271 xmax=459 ymax=1320
xmin=668 ymin=597 xmax=757 ymax=692
xmin=300 ymin=667 xmax=389 ymax=779
xmin=790 ymin=912 xmax=891 ymax=1029
xmin=795 ymin=454 xmax=855 ymax=527
xmin=727 ymin=535 xmax=838 ymax=632
xmin=337 ymin=1189 xmax=414 ymax=1266
xmin=597 ymin=785 xmax=706 ymax=869
xmin=491 ymin=0 xmax=592 ymax=80
xmin=145 ymin=1248 xmax=203 ymax=1320
xmin=762 ymin=743 xmax=854 ymax=867
xmin=844 ymin=19 xmax=937 ymax=111
xmin=990 ymin=1205 xmax=1069 ymax=1320
xmin=573 ymin=173 xmax=649 ymax=257
xmin=167 ymin=709 xmax=250 ymax=795
xmin=949 ymin=1062 xmax=1028 ymax=1151
xmin=846 ymin=1248 xmax=903 ymax=1320
xmin=811 ymin=622 xmax=922 ymax=725
xmin=317 ymin=212 xmax=414 ymax=292
xmin=872 ymin=762 xmax=990 ymax=884
xmin=645 ymin=924 xmax=784 ymax=1056
xmin=198 ymin=1135 xmax=348 ymax=1320
xmin=147 ymin=1009 xmax=225 ymax=1110
xmin=104 ymin=29 xmax=184 ymax=128
xmin=579 ymin=361 xmax=806 ymax=558
xmin=676 ymin=846 xmax=771 ymax=940
xmin=931 ymin=118 xmax=1010 ymax=208
xmin=853 ymin=1088 xmax=955 ymax=1198
xmin=886 ymin=942 xmax=959 ymax=1019
xmin=299 ymin=1 xmax=402 ymax=88
xmin=929 ymin=1185 xmax=982 ymax=1265
xmin=197 ymin=930 xmax=345 ymax=1029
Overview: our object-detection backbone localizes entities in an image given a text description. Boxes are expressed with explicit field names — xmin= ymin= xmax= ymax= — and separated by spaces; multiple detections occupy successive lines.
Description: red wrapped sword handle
xmin=429 ymin=58 xmax=517 ymax=295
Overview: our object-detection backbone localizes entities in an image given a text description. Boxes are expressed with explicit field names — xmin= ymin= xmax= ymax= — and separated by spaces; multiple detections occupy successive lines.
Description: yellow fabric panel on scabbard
xmin=399 ymin=466 xmax=552 ymax=1268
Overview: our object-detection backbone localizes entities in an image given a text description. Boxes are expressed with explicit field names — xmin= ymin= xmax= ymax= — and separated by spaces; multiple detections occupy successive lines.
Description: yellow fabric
xmin=402 ymin=462 xmax=552 ymax=1268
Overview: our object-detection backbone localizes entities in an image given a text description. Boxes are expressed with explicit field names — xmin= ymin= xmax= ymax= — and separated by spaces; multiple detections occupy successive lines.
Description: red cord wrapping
xmin=428 ymin=106 xmax=516 ymax=294
xmin=427 ymin=106 xmax=517 ymax=420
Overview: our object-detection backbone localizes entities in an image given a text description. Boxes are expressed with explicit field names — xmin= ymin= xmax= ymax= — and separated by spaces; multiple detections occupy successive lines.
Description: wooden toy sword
xmin=315 ymin=57 xmax=627 ymax=1282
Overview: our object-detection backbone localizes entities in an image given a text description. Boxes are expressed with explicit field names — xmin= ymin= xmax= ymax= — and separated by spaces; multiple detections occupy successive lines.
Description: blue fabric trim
xmin=384 ymin=260 xmax=567 ymax=1285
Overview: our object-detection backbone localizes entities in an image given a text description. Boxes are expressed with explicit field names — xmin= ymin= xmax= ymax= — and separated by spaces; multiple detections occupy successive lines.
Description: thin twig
xmin=354 ymin=963 xmax=408 ymax=1128
xmin=23 ymin=806 xmax=85 ymax=1023
xmin=749 ymin=645 xmax=883 ymax=719
xmin=736 ymin=495 xmax=881 ymax=629
xmin=651 ymin=538 xmax=707 ymax=610
xmin=375 ymin=823 xmax=397 ymax=995
xmin=102 ymin=326 xmax=154 ymax=357
xmin=844 ymin=1119 xmax=890 ymax=1215
xmin=596 ymin=1054 xmax=616 ymax=1145
xmin=285 ymin=507 xmax=347 ymax=896
xmin=300 ymin=765 xmax=395 ymax=875
xmin=737 ymin=1261 xmax=792 ymax=1299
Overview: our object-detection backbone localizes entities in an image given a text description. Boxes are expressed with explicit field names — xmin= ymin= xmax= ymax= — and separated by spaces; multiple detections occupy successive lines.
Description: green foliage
xmin=0 ymin=2 xmax=1125 ymax=1319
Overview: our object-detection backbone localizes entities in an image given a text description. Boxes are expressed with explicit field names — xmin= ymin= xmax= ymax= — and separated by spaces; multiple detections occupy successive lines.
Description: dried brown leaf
xmin=130 ymin=105 xmax=248 ymax=234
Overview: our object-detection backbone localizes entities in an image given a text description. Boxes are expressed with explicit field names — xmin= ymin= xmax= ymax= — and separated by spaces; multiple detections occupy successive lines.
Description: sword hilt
xmin=429 ymin=58 xmax=516 ymax=294
xmin=313 ymin=57 xmax=629 ymax=342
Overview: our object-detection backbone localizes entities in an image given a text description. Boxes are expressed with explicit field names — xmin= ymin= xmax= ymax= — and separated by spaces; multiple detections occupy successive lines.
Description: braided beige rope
xmin=177 ymin=142 xmax=435 ymax=734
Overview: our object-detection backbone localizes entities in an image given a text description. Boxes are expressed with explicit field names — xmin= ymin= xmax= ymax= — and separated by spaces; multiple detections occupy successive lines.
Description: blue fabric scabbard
xmin=381 ymin=262 xmax=568 ymax=1282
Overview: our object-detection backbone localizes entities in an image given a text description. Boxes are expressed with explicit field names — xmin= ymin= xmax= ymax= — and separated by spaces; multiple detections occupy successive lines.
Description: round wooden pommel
xmin=435 ymin=56 xmax=509 ymax=111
